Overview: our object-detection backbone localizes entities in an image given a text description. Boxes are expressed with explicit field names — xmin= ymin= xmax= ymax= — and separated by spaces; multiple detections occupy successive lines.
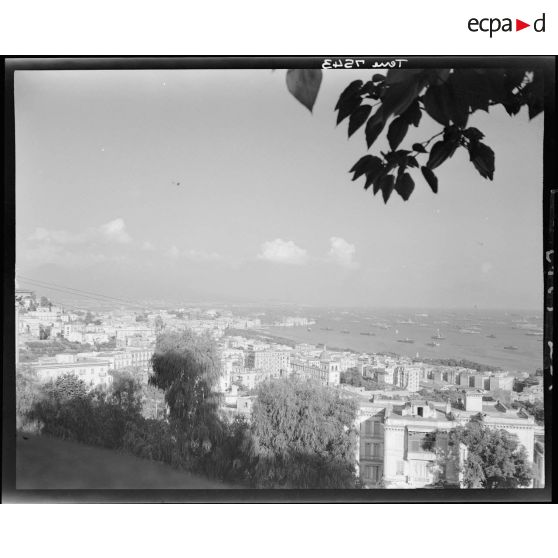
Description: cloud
xmin=21 ymin=218 xmax=133 ymax=268
xmin=99 ymin=218 xmax=132 ymax=244
xmin=141 ymin=241 xmax=155 ymax=251
xmin=258 ymin=239 xmax=308 ymax=265
xmin=28 ymin=218 xmax=133 ymax=246
xmin=328 ymin=237 xmax=358 ymax=268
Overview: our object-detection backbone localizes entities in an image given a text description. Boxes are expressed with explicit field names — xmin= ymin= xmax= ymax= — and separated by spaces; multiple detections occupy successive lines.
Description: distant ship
xmin=359 ymin=332 xmax=375 ymax=336
xmin=459 ymin=328 xmax=480 ymax=334
xmin=431 ymin=329 xmax=445 ymax=340
xmin=307 ymin=327 xmax=312 ymax=331
xmin=397 ymin=318 xmax=415 ymax=324
xmin=504 ymin=345 xmax=519 ymax=350
xmin=341 ymin=330 xmax=350 ymax=334
xmin=397 ymin=338 xmax=415 ymax=344
xmin=426 ymin=341 xmax=440 ymax=347
xmin=319 ymin=327 xmax=333 ymax=331
xmin=525 ymin=331 xmax=543 ymax=336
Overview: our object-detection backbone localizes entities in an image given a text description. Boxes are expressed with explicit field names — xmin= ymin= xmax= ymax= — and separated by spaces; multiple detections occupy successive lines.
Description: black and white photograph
xmin=4 ymin=57 xmax=555 ymax=501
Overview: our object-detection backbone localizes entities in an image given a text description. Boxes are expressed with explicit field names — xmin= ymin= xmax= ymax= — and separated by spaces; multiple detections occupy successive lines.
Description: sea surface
xmin=264 ymin=309 xmax=543 ymax=373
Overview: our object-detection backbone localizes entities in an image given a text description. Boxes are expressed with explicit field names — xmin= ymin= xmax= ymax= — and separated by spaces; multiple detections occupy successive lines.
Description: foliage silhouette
xmin=287 ymin=67 xmax=544 ymax=202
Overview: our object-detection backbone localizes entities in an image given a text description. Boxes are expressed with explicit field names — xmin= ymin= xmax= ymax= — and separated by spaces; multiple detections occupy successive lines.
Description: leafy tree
xmin=286 ymin=67 xmax=543 ymax=202
xmin=514 ymin=400 xmax=544 ymax=425
xmin=44 ymin=373 xmax=89 ymax=401
xmin=40 ymin=296 xmax=50 ymax=307
xmin=84 ymin=311 xmax=95 ymax=324
xmin=426 ymin=420 xmax=533 ymax=488
xmin=108 ymin=369 xmax=144 ymax=415
xmin=248 ymin=377 xmax=359 ymax=488
xmin=16 ymin=364 xmax=42 ymax=430
xmin=149 ymin=330 xmax=223 ymax=463
xmin=340 ymin=368 xmax=379 ymax=390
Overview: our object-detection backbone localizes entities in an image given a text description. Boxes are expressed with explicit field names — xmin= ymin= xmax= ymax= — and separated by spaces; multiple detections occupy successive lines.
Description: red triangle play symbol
xmin=516 ymin=19 xmax=530 ymax=31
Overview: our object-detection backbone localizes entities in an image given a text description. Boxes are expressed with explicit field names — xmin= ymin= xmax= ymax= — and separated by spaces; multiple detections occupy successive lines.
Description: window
xmin=408 ymin=432 xmax=428 ymax=453
xmin=373 ymin=421 xmax=381 ymax=436
xmin=365 ymin=421 xmax=373 ymax=435
xmin=372 ymin=443 xmax=381 ymax=457
xmin=366 ymin=465 xmax=380 ymax=483
xmin=365 ymin=443 xmax=372 ymax=458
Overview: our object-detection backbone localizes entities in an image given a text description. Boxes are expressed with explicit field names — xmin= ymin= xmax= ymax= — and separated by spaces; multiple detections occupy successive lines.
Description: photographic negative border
xmin=2 ymin=55 xmax=556 ymax=503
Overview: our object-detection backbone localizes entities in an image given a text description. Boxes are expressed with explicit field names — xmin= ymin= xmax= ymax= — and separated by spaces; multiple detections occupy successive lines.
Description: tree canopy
xmin=149 ymin=330 xmax=222 ymax=459
xmin=426 ymin=419 xmax=533 ymax=488
xmin=286 ymin=67 xmax=543 ymax=203
xmin=249 ymin=377 xmax=359 ymax=488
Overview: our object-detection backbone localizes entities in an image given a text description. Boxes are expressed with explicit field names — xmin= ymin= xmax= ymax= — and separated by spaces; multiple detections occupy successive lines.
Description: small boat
xmin=486 ymin=334 xmax=496 ymax=339
xmin=525 ymin=331 xmax=542 ymax=336
xmin=426 ymin=342 xmax=440 ymax=347
xmin=307 ymin=327 xmax=312 ymax=331
xmin=397 ymin=338 xmax=415 ymax=344
xmin=431 ymin=329 xmax=445 ymax=340
xmin=359 ymin=332 xmax=375 ymax=336
xmin=504 ymin=345 xmax=519 ymax=350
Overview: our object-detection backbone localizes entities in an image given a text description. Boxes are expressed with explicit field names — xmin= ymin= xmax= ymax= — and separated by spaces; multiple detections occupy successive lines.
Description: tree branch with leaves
xmin=286 ymin=67 xmax=544 ymax=202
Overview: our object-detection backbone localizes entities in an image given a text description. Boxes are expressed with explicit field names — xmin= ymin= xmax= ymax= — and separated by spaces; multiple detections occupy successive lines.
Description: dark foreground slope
xmin=16 ymin=433 xmax=235 ymax=489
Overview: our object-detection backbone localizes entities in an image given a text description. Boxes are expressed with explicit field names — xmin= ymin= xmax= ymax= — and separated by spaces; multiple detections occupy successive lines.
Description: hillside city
xmin=15 ymin=288 xmax=545 ymax=489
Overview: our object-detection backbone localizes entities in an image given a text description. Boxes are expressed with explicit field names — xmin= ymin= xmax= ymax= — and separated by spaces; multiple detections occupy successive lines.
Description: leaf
xmin=335 ymin=80 xmax=363 ymax=110
xmin=362 ymin=157 xmax=385 ymax=189
xmin=452 ymin=69 xmax=491 ymax=113
xmin=379 ymin=174 xmax=395 ymax=203
xmin=395 ymin=172 xmax=415 ymax=201
xmin=382 ymin=81 xmax=421 ymax=118
xmin=349 ymin=155 xmax=374 ymax=180
xmin=286 ymin=69 xmax=323 ymax=112
xmin=469 ymin=142 xmax=495 ymax=180
xmin=350 ymin=155 xmax=383 ymax=185
xmin=446 ymin=74 xmax=469 ymax=128
xmin=336 ymin=94 xmax=362 ymax=124
xmin=426 ymin=140 xmax=456 ymax=170
xmin=463 ymin=127 xmax=485 ymax=142
xmin=407 ymin=155 xmax=419 ymax=168
xmin=365 ymin=109 xmax=386 ymax=148
xmin=423 ymin=84 xmax=451 ymax=126
xmin=348 ymin=105 xmax=372 ymax=137
xmin=387 ymin=117 xmax=409 ymax=150
xmin=412 ymin=143 xmax=427 ymax=153
xmin=421 ymin=166 xmax=438 ymax=193
xmin=400 ymin=99 xmax=422 ymax=127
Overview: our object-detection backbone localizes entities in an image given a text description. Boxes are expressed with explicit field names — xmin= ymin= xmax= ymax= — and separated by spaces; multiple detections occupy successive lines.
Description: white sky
xmin=14 ymin=68 xmax=544 ymax=309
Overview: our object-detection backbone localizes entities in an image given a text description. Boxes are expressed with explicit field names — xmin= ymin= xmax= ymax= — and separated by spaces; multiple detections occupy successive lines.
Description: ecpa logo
xmin=468 ymin=13 xmax=546 ymax=37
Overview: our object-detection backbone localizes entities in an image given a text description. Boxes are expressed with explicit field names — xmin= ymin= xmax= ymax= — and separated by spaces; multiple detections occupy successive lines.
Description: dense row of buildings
xmin=356 ymin=390 xmax=544 ymax=488
xmin=16 ymin=290 xmax=545 ymax=489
